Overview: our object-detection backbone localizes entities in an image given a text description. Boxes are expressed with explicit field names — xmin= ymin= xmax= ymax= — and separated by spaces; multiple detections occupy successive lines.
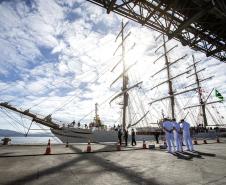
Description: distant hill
xmin=0 ymin=129 xmax=23 ymax=137
xmin=0 ymin=129 xmax=53 ymax=137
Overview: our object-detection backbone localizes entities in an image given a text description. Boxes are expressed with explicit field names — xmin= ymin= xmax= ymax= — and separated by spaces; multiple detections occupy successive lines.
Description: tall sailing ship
xmin=0 ymin=21 xmax=161 ymax=143
xmin=0 ymin=101 xmax=118 ymax=143
xmin=0 ymin=22 xmax=225 ymax=143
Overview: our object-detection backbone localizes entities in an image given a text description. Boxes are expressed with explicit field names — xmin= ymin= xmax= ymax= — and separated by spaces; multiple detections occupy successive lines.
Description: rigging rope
xmin=78 ymin=91 xmax=119 ymax=122
xmin=0 ymin=109 xmax=25 ymax=134
xmin=20 ymin=114 xmax=26 ymax=134
xmin=49 ymin=62 xmax=117 ymax=116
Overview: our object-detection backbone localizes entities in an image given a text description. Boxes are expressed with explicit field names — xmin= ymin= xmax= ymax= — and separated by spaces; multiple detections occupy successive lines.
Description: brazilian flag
xmin=215 ymin=89 xmax=224 ymax=101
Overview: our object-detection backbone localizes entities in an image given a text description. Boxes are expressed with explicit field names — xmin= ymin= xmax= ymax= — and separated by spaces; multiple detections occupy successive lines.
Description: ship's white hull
xmin=51 ymin=127 xmax=118 ymax=143
xmin=51 ymin=127 xmax=226 ymax=144
xmin=51 ymin=127 xmax=156 ymax=143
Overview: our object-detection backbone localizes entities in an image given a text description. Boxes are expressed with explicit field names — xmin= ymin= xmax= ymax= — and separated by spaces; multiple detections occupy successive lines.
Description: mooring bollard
xmin=193 ymin=138 xmax=198 ymax=145
xmin=143 ymin=140 xmax=147 ymax=149
xmin=1 ymin=137 xmax=11 ymax=145
xmin=116 ymin=140 xmax=121 ymax=151
xmin=203 ymin=139 xmax=207 ymax=144
xmin=216 ymin=137 xmax=220 ymax=143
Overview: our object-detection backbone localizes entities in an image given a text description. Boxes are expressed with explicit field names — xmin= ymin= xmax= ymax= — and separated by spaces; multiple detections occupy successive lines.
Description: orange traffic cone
xmin=117 ymin=140 xmax=121 ymax=151
xmin=203 ymin=139 xmax=207 ymax=144
xmin=86 ymin=139 xmax=91 ymax=153
xmin=193 ymin=138 xmax=198 ymax=145
xmin=217 ymin=137 xmax=220 ymax=143
xmin=45 ymin=139 xmax=51 ymax=155
xmin=143 ymin=140 xmax=147 ymax=149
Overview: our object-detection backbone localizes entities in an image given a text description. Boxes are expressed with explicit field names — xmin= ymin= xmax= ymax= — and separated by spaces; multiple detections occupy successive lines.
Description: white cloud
xmin=0 ymin=0 xmax=226 ymax=133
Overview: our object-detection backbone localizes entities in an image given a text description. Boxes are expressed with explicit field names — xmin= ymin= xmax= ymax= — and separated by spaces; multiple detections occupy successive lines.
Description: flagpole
xmin=204 ymin=88 xmax=214 ymax=104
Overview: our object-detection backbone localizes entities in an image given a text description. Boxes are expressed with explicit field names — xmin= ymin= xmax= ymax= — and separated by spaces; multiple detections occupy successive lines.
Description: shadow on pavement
xmin=4 ymin=145 xmax=161 ymax=185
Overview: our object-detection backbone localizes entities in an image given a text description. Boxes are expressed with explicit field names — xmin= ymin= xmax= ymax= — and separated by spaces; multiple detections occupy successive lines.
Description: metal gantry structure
xmin=87 ymin=0 xmax=226 ymax=62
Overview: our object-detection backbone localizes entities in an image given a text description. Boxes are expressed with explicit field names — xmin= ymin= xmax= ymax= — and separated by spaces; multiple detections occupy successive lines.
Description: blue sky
xmin=0 ymin=0 xmax=226 ymax=134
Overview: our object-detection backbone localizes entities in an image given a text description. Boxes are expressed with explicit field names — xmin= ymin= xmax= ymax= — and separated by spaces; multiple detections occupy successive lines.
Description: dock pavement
xmin=0 ymin=139 xmax=226 ymax=185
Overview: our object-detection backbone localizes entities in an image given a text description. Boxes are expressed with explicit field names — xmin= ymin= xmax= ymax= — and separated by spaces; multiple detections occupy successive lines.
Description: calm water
xmin=0 ymin=137 xmax=62 ymax=144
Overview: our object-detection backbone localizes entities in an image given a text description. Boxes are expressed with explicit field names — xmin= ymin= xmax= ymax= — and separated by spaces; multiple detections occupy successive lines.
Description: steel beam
xmin=107 ymin=0 xmax=117 ymax=14
xmin=168 ymin=5 xmax=213 ymax=39
xmin=86 ymin=0 xmax=226 ymax=62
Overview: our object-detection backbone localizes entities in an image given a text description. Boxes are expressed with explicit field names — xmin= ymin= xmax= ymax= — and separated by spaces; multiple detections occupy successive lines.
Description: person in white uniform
xmin=172 ymin=118 xmax=182 ymax=152
xmin=162 ymin=118 xmax=175 ymax=153
xmin=180 ymin=119 xmax=194 ymax=151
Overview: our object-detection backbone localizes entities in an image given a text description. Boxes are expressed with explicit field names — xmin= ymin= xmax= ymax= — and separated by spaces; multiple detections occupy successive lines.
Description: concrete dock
xmin=0 ymin=139 xmax=226 ymax=185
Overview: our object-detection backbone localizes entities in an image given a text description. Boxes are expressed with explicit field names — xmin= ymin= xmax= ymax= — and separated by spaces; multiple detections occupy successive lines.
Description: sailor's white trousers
xmin=183 ymin=133 xmax=193 ymax=151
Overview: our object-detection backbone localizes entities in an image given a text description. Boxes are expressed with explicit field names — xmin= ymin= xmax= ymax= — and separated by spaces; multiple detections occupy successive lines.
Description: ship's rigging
xmin=148 ymin=34 xmax=225 ymax=127
xmin=148 ymin=33 xmax=198 ymax=121
xmin=0 ymin=22 xmax=225 ymax=137
xmin=183 ymin=55 xmax=224 ymax=127
xmin=110 ymin=21 xmax=150 ymax=130
xmin=0 ymin=21 xmax=158 ymax=136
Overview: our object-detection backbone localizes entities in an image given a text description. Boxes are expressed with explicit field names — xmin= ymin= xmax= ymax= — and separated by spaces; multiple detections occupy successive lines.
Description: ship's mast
xmin=110 ymin=21 xmax=150 ymax=130
xmin=110 ymin=21 xmax=144 ymax=130
xmin=192 ymin=55 xmax=208 ymax=127
xmin=149 ymin=35 xmax=199 ymax=119
xmin=183 ymin=55 xmax=224 ymax=127
xmin=149 ymin=34 xmax=187 ymax=118
xmin=121 ymin=21 xmax=128 ymax=131
xmin=163 ymin=34 xmax=175 ymax=119
xmin=95 ymin=103 xmax=98 ymax=125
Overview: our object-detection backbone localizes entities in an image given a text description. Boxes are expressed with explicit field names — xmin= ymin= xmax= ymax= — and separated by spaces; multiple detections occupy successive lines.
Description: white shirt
xmin=163 ymin=121 xmax=174 ymax=134
xmin=180 ymin=121 xmax=190 ymax=134
xmin=173 ymin=122 xmax=181 ymax=136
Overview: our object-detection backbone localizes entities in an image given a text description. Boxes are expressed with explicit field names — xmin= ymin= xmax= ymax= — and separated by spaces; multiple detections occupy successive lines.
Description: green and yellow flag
xmin=215 ymin=89 xmax=224 ymax=101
